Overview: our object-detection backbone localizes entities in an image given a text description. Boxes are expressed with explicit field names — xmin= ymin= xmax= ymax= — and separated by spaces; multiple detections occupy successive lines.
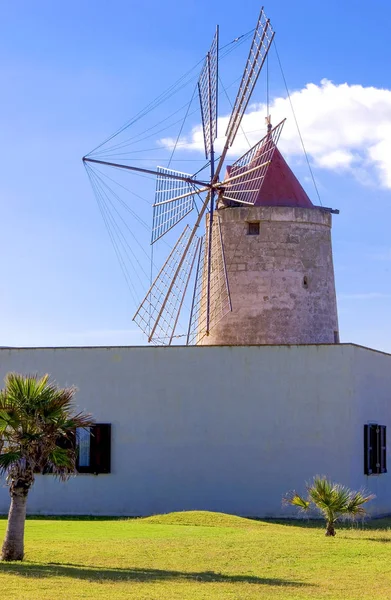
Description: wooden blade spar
xmin=225 ymin=7 xmax=275 ymax=148
xmin=82 ymin=157 xmax=209 ymax=188
xmin=198 ymin=26 xmax=219 ymax=160
xmin=212 ymin=7 xmax=275 ymax=185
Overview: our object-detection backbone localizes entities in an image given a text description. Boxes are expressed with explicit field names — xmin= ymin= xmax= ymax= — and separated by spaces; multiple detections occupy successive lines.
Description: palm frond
xmin=0 ymin=450 xmax=22 ymax=473
xmin=48 ymin=447 xmax=74 ymax=469
xmin=344 ymin=490 xmax=376 ymax=519
xmin=283 ymin=491 xmax=310 ymax=511
xmin=308 ymin=476 xmax=349 ymax=514
xmin=63 ymin=412 xmax=94 ymax=429
xmin=0 ymin=394 xmax=20 ymax=432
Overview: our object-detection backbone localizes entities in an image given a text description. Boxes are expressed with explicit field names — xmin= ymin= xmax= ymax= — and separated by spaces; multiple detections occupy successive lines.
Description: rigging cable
xmin=93 ymin=66 xmax=255 ymax=158
xmin=86 ymin=28 xmax=255 ymax=158
xmin=89 ymin=164 xmax=151 ymax=212
xmin=86 ymin=61 xmax=204 ymax=157
xmin=168 ymin=82 xmax=198 ymax=168
xmin=87 ymin=165 xmax=150 ymax=284
xmin=87 ymin=167 xmax=152 ymax=267
xmin=90 ymin=55 xmax=259 ymax=160
xmin=87 ymin=162 xmax=178 ymax=261
xmin=266 ymin=52 xmax=269 ymax=120
xmin=219 ymin=75 xmax=252 ymax=149
xmin=273 ymin=40 xmax=322 ymax=206
xmin=91 ymin=94 xmax=200 ymax=157
xmin=85 ymin=164 xmax=139 ymax=304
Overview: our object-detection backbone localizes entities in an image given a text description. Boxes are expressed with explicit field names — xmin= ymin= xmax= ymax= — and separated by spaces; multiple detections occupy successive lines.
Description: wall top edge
xmin=0 ymin=343 xmax=389 ymax=358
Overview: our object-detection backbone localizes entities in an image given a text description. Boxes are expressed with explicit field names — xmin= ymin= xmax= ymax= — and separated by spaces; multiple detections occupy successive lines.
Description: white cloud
xmin=159 ymin=79 xmax=391 ymax=189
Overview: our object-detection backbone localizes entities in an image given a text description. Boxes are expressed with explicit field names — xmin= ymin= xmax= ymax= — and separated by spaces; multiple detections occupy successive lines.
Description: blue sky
xmin=1 ymin=0 xmax=391 ymax=352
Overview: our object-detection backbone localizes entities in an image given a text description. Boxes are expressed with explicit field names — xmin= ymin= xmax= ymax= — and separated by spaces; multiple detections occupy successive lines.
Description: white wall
xmin=350 ymin=346 xmax=391 ymax=515
xmin=0 ymin=344 xmax=389 ymax=517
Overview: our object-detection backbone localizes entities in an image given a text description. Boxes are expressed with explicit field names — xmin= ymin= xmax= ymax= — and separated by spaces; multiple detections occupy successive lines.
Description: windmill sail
xmin=198 ymin=27 xmax=219 ymax=159
xmin=152 ymin=166 xmax=207 ymax=244
xmin=225 ymin=7 xmax=274 ymax=148
xmin=187 ymin=216 xmax=231 ymax=345
xmin=85 ymin=6 xmax=286 ymax=348
xmin=134 ymin=225 xmax=200 ymax=344
xmin=220 ymin=119 xmax=285 ymax=205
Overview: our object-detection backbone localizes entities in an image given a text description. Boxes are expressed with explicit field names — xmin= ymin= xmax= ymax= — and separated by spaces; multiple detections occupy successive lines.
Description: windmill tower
xmin=83 ymin=6 xmax=339 ymax=347
xmin=199 ymin=147 xmax=339 ymax=345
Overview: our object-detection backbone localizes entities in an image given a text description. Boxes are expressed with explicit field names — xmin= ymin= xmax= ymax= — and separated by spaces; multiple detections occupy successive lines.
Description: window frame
xmin=247 ymin=221 xmax=260 ymax=236
xmin=76 ymin=423 xmax=111 ymax=475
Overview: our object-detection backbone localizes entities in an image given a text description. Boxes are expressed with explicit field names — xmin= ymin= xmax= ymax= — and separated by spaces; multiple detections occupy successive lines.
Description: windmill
xmin=83 ymin=6 xmax=285 ymax=346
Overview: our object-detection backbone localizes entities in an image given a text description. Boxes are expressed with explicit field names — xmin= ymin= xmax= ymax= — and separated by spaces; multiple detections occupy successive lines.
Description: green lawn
xmin=1 ymin=511 xmax=391 ymax=599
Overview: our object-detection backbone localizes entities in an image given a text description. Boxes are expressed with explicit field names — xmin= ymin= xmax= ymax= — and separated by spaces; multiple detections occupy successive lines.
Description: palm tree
xmin=283 ymin=476 xmax=375 ymax=536
xmin=0 ymin=373 xmax=94 ymax=561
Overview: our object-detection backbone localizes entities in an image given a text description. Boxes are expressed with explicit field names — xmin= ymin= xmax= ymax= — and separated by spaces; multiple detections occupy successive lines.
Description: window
xmin=364 ymin=424 xmax=386 ymax=475
xmin=76 ymin=424 xmax=111 ymax=474
xmin=247 ymin=222 xmax=260 ymax=235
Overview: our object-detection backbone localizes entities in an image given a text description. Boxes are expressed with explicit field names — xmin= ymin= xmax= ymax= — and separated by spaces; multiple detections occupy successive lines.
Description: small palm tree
xmin=283 ymin=476 xmax=375 ymax=536
xmin=0 ymin=373 xmax=94 ymax=561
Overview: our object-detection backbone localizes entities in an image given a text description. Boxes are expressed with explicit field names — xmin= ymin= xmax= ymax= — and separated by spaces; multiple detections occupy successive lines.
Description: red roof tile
xmin=254 ymin=147 xmax=313 ymax=208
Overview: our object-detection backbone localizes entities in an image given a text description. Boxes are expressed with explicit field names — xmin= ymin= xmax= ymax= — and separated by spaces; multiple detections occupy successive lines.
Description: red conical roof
xmin=254 ymin=147 xmax=313 ymax=208
xmin=224 ymin=145 xmax=313 ymax=209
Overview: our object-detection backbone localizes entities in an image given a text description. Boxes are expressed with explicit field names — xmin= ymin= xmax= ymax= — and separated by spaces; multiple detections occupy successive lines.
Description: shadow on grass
xmin=0 ymin=562 xmax=313 ymax=586
xmin=364 ymin=537 xmax=391 ymax=543
xmin=0 ymin=515 xmax=131 ymax=521
xmin=262 ymin=518 xmax=391 ymax=531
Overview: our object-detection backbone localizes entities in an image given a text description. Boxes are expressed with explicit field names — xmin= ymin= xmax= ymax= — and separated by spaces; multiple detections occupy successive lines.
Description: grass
xmin=1 ymin=511 xmax=391 ymax=599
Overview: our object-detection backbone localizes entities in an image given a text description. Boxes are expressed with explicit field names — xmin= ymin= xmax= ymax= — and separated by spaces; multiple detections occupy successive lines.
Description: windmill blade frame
xmin=151 ymin=166 xmax=209 ymax=244
xmin=225 ymin=7 xmax=275 ymax=148
xmin=84 ymin=7 xmax=285 ymax=347
xmin=198 ymin=26 xmax=219 ymax=160
xmin=220 ymin=118 xmax=285 ymax=206
xmin=187 ymin=215 xmax=231 ymax=345
xmin=133 ymin=185 xmax=213 ymax=345
xmin=133 ymin=225 xmax=200 ymax=344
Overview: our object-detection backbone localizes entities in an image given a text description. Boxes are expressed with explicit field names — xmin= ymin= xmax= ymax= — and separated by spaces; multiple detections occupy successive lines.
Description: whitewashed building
xmin=0 ymin=343 xmax=390 ymax=517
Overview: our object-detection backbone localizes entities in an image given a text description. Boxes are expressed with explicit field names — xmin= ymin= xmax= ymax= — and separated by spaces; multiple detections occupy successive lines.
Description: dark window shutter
xmin=364 ymin=425 xmax=373 ymax=475
xmin=91 ymin=424 xmax=111 ymax=474
xmin=372 ymin=425 xmax=380 ymax=474
xmin=380 ymin=426 xmax=387 ymax=474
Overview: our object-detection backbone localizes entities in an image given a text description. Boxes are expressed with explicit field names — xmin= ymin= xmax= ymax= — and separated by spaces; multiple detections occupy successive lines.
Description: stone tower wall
xmin=198 ymin=205 xmax=339 ymax=345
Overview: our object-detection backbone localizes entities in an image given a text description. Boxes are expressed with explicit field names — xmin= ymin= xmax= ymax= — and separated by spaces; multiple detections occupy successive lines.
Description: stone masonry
xmin=198 ymin=205 xmax=339 ymax=345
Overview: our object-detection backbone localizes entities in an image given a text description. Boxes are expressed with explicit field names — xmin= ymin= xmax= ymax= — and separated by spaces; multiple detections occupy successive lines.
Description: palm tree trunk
xmin=325 ymin=520 xmax=336 ymax=537
xmin=1 ymin=488 xmax=28 ymax=561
